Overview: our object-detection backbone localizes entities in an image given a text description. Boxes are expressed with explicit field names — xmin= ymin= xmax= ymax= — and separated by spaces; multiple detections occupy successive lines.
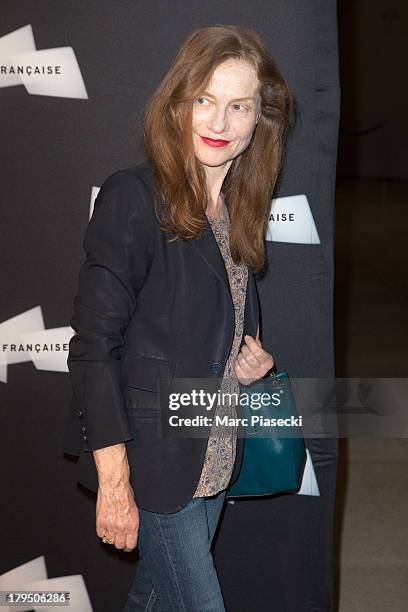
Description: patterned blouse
xmin=193 ymin=206 xmax=248 ymax=497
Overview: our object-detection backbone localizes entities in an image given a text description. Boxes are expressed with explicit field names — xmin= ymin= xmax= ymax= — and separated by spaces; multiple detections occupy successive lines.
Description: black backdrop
xmin=1 ymin=2 xmax=339 ymax=611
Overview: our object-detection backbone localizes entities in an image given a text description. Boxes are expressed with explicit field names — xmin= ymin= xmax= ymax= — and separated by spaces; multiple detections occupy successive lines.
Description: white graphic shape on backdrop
xmin=0 ymin=307 xmax=45 ymax=383
xmin=89 ymin=186 xmax=100 ymax=219
xmin=266 ymin=194 xmax=320 ymax=244
xmin=296 ymin=448 xmax=320 ymax=496
xmin=24 ymin=575 xmax=93 ymax=612
xmin=23 ymin=326 xmax=74 ymax=372
xmin=0 ymin=556 xmax=47 ymax=612
xmin=0 ymin=24 xmax=88 ymax=99
xmin=11 ymin=47 xmax=88 ymax=99
xmin=0 ymin=25 xmax=36 ymax=87
xmin=0 ymin=556 xmax=93 ymax=612
xmin=0 ymin=306 xmax=74 ymax=383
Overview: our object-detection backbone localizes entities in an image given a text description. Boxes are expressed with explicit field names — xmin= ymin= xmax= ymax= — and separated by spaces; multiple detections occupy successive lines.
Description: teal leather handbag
xmin=226 ymin=370 xmax=307 ymax=498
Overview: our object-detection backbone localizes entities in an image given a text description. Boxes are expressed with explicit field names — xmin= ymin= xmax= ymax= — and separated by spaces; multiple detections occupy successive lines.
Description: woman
xmin=65 ymin=24 xmax=293 ymax=611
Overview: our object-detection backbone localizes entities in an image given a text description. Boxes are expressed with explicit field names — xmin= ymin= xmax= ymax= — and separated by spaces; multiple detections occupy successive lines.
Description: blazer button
xmin=83 ymin=435 xmax=87 ymax=441
xmin=81 ymin=425 xmax=86 ymax=432
xmin=211 ymin=362 xmax=222 ymax=374
xmin=77 ymin=410 xmax=83 ymax=417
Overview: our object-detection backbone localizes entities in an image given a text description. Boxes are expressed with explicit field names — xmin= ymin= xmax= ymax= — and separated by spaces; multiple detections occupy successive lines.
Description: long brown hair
xmin=143 ymin=25 xmax=295 ymax=272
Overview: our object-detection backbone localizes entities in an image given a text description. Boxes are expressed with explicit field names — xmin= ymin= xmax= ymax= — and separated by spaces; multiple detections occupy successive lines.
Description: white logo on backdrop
xmin=0 ymin=24 xmax=88 ymax=99
xmin=89 ymin=186 xmax=100 ymax=219
xmin=0 ymin=555 xmax=93 ymax=611
xmin=266 ymin=194 xmax=320 ymax=244
xmin=0 ymin=306 xmax=73 ymax=384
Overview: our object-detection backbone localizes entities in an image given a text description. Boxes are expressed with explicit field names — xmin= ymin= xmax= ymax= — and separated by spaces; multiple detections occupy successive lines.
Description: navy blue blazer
xmin=63 ymin=160 xmax=260 ymax=513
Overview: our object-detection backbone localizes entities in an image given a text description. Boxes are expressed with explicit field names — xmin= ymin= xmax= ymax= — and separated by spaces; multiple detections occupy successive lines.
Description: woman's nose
xmin=207 ymin=107 xmax=229 ymax=135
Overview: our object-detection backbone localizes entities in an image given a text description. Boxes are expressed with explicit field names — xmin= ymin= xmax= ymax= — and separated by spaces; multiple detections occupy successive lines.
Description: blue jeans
xmin=121 ymin=489 xmax=227 ymax=611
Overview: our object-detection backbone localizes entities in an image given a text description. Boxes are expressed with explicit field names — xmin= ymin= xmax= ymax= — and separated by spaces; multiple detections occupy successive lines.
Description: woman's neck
xmin=206 ymin=192 xmax=227 ymax=220
xmin=203 ymin=160 xmax=231 ymax=219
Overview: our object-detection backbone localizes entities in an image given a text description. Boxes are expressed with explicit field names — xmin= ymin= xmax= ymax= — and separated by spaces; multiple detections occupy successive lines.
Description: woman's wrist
xmin=93 ymin=443 xmax=131 ymax=489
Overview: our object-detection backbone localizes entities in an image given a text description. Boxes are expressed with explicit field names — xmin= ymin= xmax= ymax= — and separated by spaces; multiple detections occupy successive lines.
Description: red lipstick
xmin=200 ymin=136 xmax=230 ymax=148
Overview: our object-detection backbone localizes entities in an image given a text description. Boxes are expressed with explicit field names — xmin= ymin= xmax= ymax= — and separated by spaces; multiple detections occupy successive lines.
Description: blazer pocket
xmin=123 ymin=353 xmax=176 ymax=418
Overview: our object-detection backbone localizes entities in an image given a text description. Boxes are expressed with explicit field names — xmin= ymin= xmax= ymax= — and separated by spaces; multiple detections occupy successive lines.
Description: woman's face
xmin=192 ymin=58 xmax=261 ymax=169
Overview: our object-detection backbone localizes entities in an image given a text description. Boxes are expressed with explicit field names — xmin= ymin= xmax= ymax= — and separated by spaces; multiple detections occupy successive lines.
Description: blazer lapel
xmin=190 ymin=219 xmax=260 ymax=341
xmin=190 ymin=217 xmax=233 ymax=305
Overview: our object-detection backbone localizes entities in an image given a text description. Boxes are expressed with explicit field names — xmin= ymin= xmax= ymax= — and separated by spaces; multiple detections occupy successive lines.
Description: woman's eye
xmin=196 ymin=97 xmax=209 ymax=105
xmin=232 ymin=104 xmax=248 ymax=113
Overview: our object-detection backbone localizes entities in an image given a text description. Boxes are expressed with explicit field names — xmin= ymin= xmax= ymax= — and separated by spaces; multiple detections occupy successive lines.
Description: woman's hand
xmin=96 ymin=481 xmax=139 ymax=552
xmin=234 ymin=328 xmax=274 ymax=386
xmin=93 ymin=443 xmax=139 ymax=552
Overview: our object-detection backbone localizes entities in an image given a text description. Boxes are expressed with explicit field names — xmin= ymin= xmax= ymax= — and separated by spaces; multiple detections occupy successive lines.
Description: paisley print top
xmin=193 ymin=206 xmax=248 ymax=497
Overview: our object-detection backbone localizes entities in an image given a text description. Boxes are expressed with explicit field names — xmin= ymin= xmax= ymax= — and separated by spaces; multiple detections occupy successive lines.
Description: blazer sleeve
xmin=67 ymin=168 xmax=155 ymax=451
